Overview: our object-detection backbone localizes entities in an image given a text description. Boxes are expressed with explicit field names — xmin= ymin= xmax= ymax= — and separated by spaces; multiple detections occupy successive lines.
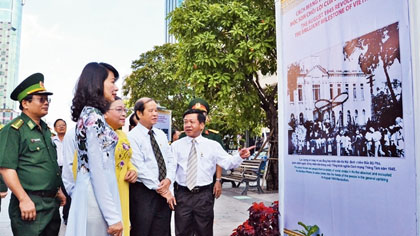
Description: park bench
xmin=221 ymin=159 xmax=264 ymax=195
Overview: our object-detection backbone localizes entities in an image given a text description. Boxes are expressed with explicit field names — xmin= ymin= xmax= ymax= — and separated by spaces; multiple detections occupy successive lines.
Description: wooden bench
xmin=221 ymin=159 xmax=264 ymax=195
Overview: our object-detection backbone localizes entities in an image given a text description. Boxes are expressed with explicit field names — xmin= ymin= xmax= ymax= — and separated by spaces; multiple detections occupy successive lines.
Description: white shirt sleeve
xmin=62 ymin=128 xmax=76 ymax=197
xmin=128 ymin=127 xmax=159 ymax=190
xmin=212 ymin=141 xmax=243 ymax=170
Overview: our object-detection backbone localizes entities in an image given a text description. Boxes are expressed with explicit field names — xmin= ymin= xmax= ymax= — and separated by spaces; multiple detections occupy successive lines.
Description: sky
xmin=18 ymin=0 xmax=165 ymax=127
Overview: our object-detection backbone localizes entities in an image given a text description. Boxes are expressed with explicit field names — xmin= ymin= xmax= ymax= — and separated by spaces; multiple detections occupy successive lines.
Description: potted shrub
xmin=231 ymin=201 xmax=279 ymax=236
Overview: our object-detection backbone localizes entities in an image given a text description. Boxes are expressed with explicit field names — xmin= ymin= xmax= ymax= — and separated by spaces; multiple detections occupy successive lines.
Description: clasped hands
xmin=156 ymin=178 xmax=177 ymax=210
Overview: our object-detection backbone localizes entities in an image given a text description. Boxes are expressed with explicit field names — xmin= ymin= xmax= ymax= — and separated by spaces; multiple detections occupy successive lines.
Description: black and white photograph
xmin=287 ymin=22 xmax=404 ymax=158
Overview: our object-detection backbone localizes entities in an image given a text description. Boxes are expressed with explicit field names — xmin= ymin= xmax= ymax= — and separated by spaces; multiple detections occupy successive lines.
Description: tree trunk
xmin=265 ymin=103 xmax=279 ymax=191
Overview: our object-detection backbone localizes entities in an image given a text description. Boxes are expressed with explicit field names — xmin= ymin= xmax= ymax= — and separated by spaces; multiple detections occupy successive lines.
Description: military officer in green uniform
xmin=179 ymin=98 xmax=225 ymax=198
xmin=0 ymin=73 xmax=66 ymax=235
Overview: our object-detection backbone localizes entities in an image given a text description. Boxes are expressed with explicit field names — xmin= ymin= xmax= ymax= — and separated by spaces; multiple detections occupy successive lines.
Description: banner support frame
xmin=408 ymin=1 xmax=420 ymax=236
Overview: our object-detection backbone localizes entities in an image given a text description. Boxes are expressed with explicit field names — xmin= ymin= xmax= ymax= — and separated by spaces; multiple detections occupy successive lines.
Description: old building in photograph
xmin=288 ymin=63 xmax=372 ymax=128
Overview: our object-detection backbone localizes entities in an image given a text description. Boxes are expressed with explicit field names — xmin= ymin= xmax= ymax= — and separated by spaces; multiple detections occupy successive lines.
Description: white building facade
xmin=0 ymin=0 xmax=24 ymax=124
xmin=288 ymin=65 xmax=372 ymax=128
xmin=165 ymin=0 xmax=184 ymax=43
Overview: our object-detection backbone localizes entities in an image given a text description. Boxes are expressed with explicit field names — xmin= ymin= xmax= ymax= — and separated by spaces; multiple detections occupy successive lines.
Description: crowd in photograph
xmin=288 ymin=113 xmax=404 ymax=157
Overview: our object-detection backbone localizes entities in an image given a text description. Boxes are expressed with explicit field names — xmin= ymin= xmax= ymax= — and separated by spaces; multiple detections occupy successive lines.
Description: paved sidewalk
xmin=0 ymin=185 xmax=278 ymax=236
xmin=0 ymin=193 xmax=12 ymax=236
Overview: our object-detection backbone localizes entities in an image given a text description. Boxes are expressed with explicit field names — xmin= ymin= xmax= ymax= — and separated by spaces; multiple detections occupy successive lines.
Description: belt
xmin=176 ymin=183 xmax=212 ymax=194
xmin=26 ymin=190 xmax=58 ymax=198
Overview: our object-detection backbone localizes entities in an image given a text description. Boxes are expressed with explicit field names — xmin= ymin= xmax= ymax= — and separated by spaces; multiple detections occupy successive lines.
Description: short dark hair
xmin=54 ymin=119 xmax=66 ymax=127
xmin=129 ymin=113 xmax=137 ymax=127
xmin=71 ymin=62 xmax=119 ymax=121
xmin=18 ymin=94 xmax=34 ymax=110
xmin=134 ymin=97 xmax=155 ymax=119
xmin=183 ymin=109 xmax=206 ymax=124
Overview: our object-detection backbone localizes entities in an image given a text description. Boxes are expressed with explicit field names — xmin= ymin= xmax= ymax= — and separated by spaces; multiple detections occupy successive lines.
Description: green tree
xmin=122 ymin=43 xmax=192 ymax=130
xmin=122 ymin=43 xmax=259 ymax=143
xmin=169 ymin=0 xmax=278 ymax=190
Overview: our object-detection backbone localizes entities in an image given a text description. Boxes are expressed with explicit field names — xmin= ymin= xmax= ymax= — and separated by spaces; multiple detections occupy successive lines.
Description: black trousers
xmin=129 ymin=182 xmax=172 ymax=236
xmin=59 ymin=166 xmax=71 ymax=224
xmin=61 ymin=188 xmax=71 ymax=224
xmin=174 ymin=183 xmax=214 ymax=236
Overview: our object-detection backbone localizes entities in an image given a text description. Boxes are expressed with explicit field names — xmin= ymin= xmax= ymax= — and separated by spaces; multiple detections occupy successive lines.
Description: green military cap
xmin=188 ymin=98 xmax=210 ymax=113
xmin=10 ymin=73 xmax=53 ymax=102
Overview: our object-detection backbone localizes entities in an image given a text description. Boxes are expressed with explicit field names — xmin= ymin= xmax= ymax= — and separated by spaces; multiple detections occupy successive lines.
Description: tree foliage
xmin=122 ymin=43 xmax=262 ymax=137
xmin=169 ymin=0 xmax=278 ymax=190
xmin=122 ymin=43 xmax=193 ymax=130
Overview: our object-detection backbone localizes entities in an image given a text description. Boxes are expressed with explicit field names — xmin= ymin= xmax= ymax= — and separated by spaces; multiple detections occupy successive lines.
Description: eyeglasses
xmin=31 ymin=97 xmax=51 ymax=104
xmin=109 ymin=107 xmax=128 ymax=114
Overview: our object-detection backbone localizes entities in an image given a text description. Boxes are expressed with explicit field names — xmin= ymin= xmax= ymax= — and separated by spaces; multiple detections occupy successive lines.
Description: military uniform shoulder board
xmin=11 ymin=119 xmax=24 ymax=130
xmin=208 ymin=129 xmax=219 ymax=134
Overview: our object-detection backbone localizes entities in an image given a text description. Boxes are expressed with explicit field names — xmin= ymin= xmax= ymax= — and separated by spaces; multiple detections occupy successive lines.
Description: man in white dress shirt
xmin=52 ymin=119 xmax=67 ymax=168
xmin=128 ymin=97 xmax=176 ymax=236
xmin=52 ymin=118 xmax=72 ymax=225
xmin=171 ymin=109 xmax=254 ymax=236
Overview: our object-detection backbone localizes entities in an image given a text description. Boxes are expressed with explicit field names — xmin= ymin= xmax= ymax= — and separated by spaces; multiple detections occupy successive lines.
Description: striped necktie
xmin=186 ymin=139 xmax=197 ymax=190
xmin=148 ymin=129 xmax=167 ymax=181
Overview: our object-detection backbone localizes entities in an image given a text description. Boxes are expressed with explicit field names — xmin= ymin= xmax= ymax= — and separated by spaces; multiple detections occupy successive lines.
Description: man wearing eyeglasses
xmin=0 ymin=73 xmax=66 ymax=235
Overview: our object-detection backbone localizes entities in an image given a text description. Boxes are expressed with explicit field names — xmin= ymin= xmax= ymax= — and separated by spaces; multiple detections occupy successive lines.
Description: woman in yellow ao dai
xmin=105 ymin=98 xmax=138 ymax=236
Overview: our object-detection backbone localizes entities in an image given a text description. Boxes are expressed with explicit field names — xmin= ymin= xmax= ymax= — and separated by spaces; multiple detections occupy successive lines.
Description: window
xmin=353 ymin=84 xmax=357 ymax=100
xmin=313 ymin=84 xmax=320 ymax=101
xmin=360 ymin=83 xmax=364 ymax=101
xmin=362 ymin=109 xmax=366 ymax=124
xmin=347 ymin=110 xmax=351 ymax=125
xmin=345 ymin=83 xmax=349 ymax=93
xmin=355 ymin=109 xmax=358 ymax=125
xmin=298 ymin=85 xmax=303 ymax=102
xmin=337 ymin=84 xmax=341 ymax=95
xmin=330 ymin=84 xmax=334 ymax=99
